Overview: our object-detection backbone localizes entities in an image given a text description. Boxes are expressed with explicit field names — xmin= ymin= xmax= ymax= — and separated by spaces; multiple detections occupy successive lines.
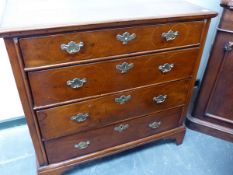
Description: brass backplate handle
xmin=224 ymin=41 xmax=233 ymax=52
xmin=159 ymin=63 xmax=174 ymax=73
xmin=153 ymin=95 xmax=167 ymax=104
xmin=116 ymin=32 xmax=136 ymax=44
xmin=114 ymin=124 xmax=129 ymax=133
xmin=74 ymin=141 xmax=90 ymax=150
xmin=149 ymin=121 xmax=162 ymax=129
xmin=115 ymin=95 xmax=131 ymax=104
xmin=162 ymin=30 xmax=179 ymax=41
xmin=71 ymin=113 xmax=89 ymax=123
xmin=61 ymin=41 xmax=84 ymax=54
xmin=116 ymin=62 xmax=134 ymax=73
xmin=67 ymin=78 xmax=87 ymax=89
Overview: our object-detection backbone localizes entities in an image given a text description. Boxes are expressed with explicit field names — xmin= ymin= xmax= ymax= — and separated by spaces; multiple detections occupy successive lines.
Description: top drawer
xmin=19 ymin=21 xmax=204 ymax=69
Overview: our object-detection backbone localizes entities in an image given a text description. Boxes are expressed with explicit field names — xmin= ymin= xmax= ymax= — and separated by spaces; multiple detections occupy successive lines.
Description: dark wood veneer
xmin=0 ymin=1 xmax=216 ymax=174
xmin=37 ymin=79 xmax=190 ymax=140
xmin=39 ymin=126 xmax=186 ymax=175
xmin=187 ymin=4 xmax=233 ymax=142
xmin=19 ymin=21 xmax=203 ymax=68
xmin=3 ymin=39 xmax=48 ymax=166
xmin=45 ymin=107 xmax=182 ymax=164
xmin=0 ymin=0 xmax=217 ymax=38
xmin=29 ymin=48 xmax=197 ymax=108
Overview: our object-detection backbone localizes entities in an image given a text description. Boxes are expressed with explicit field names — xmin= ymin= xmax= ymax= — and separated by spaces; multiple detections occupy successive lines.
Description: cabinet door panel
xmin=206 ymin=33 xmax=233 ymax=123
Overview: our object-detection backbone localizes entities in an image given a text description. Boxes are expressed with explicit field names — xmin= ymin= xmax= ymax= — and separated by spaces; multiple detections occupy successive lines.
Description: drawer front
xmin=29 ymin=48 xmax=197 ymax=107
xmin=45 ymin=107 xmax=182 ymax=163
xmin=37 ymin=79 xmax=190 ymax=140
xmin=20 ymin=21 xmax=203 ymax=68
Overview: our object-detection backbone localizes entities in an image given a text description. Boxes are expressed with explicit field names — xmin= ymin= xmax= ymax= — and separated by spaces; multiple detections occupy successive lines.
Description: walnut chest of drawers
xmin=0 ymin=0 xmax=217 ymax=174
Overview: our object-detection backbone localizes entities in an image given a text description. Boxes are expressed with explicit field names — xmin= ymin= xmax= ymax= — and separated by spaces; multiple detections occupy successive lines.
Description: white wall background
xmin=186 ymin=0 xmax=222 ymax=79
xmin=0 ymin=0 xmax=223 ymax=121
xmin=0 ymin=0 xmax=24 ymax=121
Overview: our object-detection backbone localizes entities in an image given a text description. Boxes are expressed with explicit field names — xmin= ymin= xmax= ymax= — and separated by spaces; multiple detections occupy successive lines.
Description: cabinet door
xmin=205 ymin=34 xmax=233 ymax=124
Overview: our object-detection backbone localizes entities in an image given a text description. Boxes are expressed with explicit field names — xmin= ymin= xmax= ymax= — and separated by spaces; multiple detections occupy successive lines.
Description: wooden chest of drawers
xmin=0 ymin=0 xmax=216 ymax=174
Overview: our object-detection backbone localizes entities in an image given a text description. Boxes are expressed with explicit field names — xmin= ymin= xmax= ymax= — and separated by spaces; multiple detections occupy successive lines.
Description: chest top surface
xmin=0 ymin=0 xmax=217 ymax=37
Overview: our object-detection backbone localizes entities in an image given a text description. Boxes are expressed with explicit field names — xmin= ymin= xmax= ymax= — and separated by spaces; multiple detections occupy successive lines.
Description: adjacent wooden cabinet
xmin=187 ymin=1 xmax=233 ymax=142
xmin=0 ymin=0 xmax=216 ymax=174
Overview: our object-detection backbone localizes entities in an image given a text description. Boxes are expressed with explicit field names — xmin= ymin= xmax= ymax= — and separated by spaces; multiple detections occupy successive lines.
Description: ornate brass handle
xmin=153 ymin=95 xmax=167 ymax=104
xmin=74 ymin=141 xmax=90 ymax=150
xmin=162 ymin=30 xmax=179 ymax=41
xmin=149 ymin=121 xmax=162 ymax=129
xmin=116 ymin=32 xmax=136 ymax=44
xmin=60 ymin=41 xmax=84 ymax=54
xmin=159 ymin=63 xmax=174 ymax=73
xmin=224 ymin=41 xmax=233 ymax=52
xmin=71 ymin=113 xmax=89 ymax=123
xmin=116 ymin=62 xmax=134 ymax=73
xmin=67 ymin=78 xmax=87 ymax=89
xmin=114 ymin=124 xmax=129 ymax=133
xmin=115 ymin=95 xmax=131 ymax=104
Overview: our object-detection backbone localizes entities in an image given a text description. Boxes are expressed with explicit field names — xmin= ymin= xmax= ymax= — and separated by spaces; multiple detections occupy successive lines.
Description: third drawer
xmin=37 ymin=79 xmax=190 ymax=140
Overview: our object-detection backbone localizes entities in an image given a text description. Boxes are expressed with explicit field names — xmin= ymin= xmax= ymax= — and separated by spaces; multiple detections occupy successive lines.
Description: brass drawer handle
xmin=162 ymin=30 xmax=179 ymax=41
xmin=224 ymin=41 xmax=233 ymax=52
xmin=116 ymin=32 xmax=136 ymax=44
xmin=71 ymin=113 xmax=89 ymax=123
xmin=115 ymin=95 xmax=131 ymax=104
xmin=149 ymin=121 xmax=162 ymax=129
xmin=114 ymin=124 xmax=129 ymax=133
xmin=153 ymin=95 xmax=167 ymax=104
xmin=159 ymin=63 xmax=174 ymax=73
xmin=61 ymin=41 xmax=84 ymax=54
xmin=67 ymin=78 xmax=87 ymax=89
xmin=116 ymin=62 xmax=134 ymax=73
xmin=74 ymin=141 xmax=90 ymax=150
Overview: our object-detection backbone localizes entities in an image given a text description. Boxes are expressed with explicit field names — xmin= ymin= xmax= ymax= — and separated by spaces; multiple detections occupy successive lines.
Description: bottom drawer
xmin=45 ymin=107 xmax=182 ymax=163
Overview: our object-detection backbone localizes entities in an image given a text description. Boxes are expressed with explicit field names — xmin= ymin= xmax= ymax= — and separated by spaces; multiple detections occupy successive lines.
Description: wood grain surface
xmin=0 ymin=1 xmax=217 ymax=174
xmin=45 ymin=107 xmax=182 ymax=163
xmin=19 ymin=21 xmax=203 ymax=68
xmin=28 ymin=48 xmax=197 ymax=108
xmin=0 ymin=0 xmax=216 ymax=37
xmin=37 ymin=79 xmax=190 ymax=140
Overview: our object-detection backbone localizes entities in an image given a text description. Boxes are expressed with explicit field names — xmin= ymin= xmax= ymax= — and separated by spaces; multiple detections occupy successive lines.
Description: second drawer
xmin=29 ymin=48 xmax=198 ymax=108
xmin=37 ymin=79 xmax=190 ymax=140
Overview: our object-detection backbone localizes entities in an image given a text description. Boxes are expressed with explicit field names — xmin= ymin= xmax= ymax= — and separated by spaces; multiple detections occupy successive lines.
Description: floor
xmin=0 ymin=125 xmax=232 ymax=175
